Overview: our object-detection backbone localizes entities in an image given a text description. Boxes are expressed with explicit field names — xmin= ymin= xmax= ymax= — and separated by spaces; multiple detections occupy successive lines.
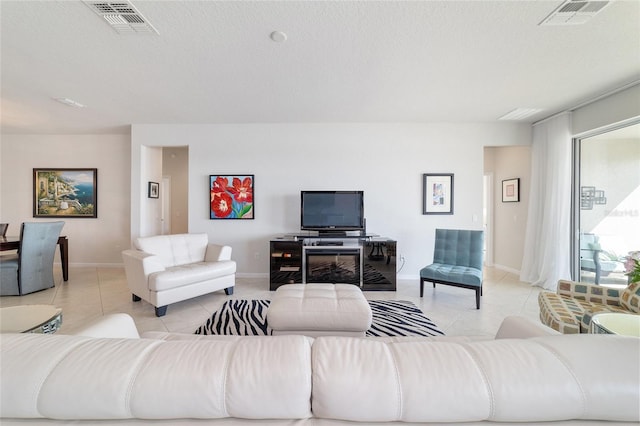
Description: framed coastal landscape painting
xmin=209 ymin=175 xmax=254 ymax=220
xmin=33 ymin=168 xmax=98 ymax=218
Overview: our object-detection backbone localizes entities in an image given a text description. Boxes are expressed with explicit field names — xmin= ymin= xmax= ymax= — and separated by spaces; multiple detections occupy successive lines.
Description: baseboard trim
xmin=58 ymin=262 xmax=123 ymax=268
xmin=492 ymin=264 xmax=521 ymax=275
xmin=236 ymin=272 xmax=269 ymax=279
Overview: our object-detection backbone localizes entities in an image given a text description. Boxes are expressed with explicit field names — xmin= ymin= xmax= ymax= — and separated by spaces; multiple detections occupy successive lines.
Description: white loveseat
xmin=1 ymin=315 xmax=638 ymax=425
xmin=122 ymin=233 xmax=235 ymax=316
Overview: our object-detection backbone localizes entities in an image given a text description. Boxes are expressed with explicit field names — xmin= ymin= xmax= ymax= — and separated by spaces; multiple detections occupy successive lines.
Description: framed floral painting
xmin=209 ymin=175 xmax=254 ymax=219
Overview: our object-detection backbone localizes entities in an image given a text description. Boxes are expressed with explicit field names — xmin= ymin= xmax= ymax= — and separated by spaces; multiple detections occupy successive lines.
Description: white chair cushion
xmin=149 ymin=260 xmax=236 ymax=291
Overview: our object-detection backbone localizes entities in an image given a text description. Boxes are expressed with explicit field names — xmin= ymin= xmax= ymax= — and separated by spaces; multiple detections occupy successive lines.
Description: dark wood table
xmin=0 ymin=236 xmax=69 ymax=281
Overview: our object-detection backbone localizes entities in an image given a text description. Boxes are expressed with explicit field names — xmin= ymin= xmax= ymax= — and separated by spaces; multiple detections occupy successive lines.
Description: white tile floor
xmin=0 ymin=266 xmax=543 ymax=337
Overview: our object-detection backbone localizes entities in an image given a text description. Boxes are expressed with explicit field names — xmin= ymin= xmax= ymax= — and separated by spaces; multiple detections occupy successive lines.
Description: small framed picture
xmin=423 ymin=173 xmax=454 ymax=215
xmin=148 ymin=181 xmax=159 ymax=199
xmin=502 ymin=178 xmax=520 ymax=202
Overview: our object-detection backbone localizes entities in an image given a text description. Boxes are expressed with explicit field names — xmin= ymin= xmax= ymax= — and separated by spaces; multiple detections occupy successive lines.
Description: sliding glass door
xmin=573 ymin=122 xmax=640 ymax=286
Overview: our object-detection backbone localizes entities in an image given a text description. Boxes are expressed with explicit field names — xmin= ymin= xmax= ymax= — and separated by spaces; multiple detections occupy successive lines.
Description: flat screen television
xmin=300 ymin=191 xmax=364 ymax=234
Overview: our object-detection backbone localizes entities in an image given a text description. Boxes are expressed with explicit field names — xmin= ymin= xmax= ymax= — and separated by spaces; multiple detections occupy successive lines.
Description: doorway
xmin=483 ymin=173 xmax=494 ymax=266
xmin=161 ymin=176 xmax=171 ymax=235
xmin=161 ymin=147 xmax=189 ymax=234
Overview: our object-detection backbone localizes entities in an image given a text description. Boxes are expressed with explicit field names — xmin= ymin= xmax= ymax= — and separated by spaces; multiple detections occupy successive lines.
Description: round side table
xmin=0 ymin=305 xmax=63 ymax=334
xmin=590 ymin=313 xmax=640 ymax=337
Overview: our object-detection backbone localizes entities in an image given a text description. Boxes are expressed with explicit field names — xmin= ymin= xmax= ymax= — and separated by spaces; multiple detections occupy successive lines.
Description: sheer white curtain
xmin=520 ymin=113 xmax=572 ymax=290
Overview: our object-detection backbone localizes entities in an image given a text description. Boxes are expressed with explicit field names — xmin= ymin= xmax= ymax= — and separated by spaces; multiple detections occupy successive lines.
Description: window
xmin=573 ymin=122 xmax=640 ymax=286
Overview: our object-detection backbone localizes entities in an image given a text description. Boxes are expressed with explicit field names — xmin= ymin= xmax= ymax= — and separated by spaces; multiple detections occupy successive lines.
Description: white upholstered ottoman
xmin=267 ymin=283 xmax=372 ymax=337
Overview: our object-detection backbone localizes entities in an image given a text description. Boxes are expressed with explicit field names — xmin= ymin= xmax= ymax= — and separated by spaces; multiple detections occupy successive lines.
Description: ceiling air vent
xmin=539 ymin=0 xmax=611 ymax=25
xmin=84 ymin=1 xmax=158 ymax=34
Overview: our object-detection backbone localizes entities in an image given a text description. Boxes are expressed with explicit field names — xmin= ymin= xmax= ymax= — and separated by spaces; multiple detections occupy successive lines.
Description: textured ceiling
xmin=1 ymin=0 xmax=639 ymax=134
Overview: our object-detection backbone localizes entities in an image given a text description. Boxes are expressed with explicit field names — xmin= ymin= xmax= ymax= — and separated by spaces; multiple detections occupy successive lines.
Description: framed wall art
xmin=423 ymin=173 xmax=454 ymax=215
xmin=209 ymin=174 xmax=254 ymax=219
xmin=502 ymin=178 xmax=520 ymax=202
xmin=148 ymin=181 xmax=159 ymax=199
xmin=33 ymin=168 xmax=98 ymax=218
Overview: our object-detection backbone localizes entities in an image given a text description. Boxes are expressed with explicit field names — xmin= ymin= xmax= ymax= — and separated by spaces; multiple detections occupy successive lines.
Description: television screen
xmin=301 ymin=191 xmax=364 ymax=232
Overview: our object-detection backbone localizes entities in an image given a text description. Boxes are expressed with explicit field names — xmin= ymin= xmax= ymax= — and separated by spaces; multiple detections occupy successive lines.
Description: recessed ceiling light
xmin=498 ymin=108 xmax=543 ymax=121
xmin=270 ymin=31 xmax=287 ymax=43
xmin=54 ymin=98 xmax=86 ymax=108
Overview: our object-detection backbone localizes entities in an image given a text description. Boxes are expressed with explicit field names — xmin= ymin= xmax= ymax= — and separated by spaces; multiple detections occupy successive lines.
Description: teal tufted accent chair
xmin=420 ymin=229 xmax=484 ymax=309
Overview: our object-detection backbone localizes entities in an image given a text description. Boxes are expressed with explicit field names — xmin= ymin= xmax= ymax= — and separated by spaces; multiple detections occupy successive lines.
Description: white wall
xmin=484 ymin=146 xmax=531 ymax=273
xmin=139 ymin=145 xmax=163 ymax=238
xmin=0 ymin=134 xmax=131 ymax=266
xmin=131 ymin=123 xmax=531 ymax=278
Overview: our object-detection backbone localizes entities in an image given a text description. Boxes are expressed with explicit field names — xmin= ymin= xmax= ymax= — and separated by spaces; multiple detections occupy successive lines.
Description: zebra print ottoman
xmin=267 ymin=283 xmax=372 ymax=337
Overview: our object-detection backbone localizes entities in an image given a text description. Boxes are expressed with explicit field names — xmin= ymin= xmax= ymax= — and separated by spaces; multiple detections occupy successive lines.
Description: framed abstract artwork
xmin=33 ymin=168 xmax=98 ymax=218
xmin=148 ymin=182 xmax=159 ymax=199
xmin=209 ymin=175 xmax=254 ymax=219
xmin=423 ymin=173 xmax=454 ymax=215
xmin=502 ymin=178 xmax=520 ymax=202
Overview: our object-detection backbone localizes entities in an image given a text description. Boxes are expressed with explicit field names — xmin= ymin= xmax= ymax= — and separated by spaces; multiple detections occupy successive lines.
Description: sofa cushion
xmin=539 ymin=291 xmax=629 ymax=334
xmin=135 ymin=234 xmax=208 ymax=268
xmin=620 ymin=281 xmax=640 ymax=313
xmin=148 ymin=260 xmax=236 ymax=291
xmin=310 ymin=335 xmax=640 ymax=423
xmin=0 ymin=334 xmax=312 ymax=420
xmin=580 ymin=304 xmax=630 ymax=332
xmin=420 ymin=263 xmax=482 ymax=287
xmin=557 ymin=279 xmax=622 ymax=305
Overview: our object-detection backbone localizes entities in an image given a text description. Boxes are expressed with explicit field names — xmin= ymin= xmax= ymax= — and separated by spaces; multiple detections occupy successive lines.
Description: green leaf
xmin=238 ymin=203 xmax=252 ymax=218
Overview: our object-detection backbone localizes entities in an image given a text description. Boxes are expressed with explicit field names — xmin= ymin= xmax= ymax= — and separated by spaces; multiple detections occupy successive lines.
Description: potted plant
xmin=624 ymin=251 xmax=640 ymax=284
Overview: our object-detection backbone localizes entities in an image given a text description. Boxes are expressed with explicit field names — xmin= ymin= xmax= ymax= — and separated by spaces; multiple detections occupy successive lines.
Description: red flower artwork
xmin=228 ymin=177 xmax=253 ymax=203
xmin=211 ymin=191 xmax=233 ymax=218
xmin=209 ymin=175 xmax=254 ymax=219
xmin=211 ymin=176 xmax=229 ymax=194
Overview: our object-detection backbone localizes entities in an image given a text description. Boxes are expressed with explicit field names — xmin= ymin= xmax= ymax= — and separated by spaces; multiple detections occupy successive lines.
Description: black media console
xmin=269 ymin=235 xmax=396 ymax=291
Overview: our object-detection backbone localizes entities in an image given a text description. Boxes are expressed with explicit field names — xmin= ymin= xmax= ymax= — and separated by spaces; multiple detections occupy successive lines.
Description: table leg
xmin=59 ymin=237 xmax=68 ymax=281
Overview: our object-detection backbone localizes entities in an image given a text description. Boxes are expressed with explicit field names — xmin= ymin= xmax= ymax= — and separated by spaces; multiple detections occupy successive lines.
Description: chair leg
xmin=132 ymin=294 xmax=141 ymax=302
xmin=155 ymin=306 xmax=168 ymax=317
xmin=224 ymin=286 xmax=234 ymax=296
xmin=475 ymin=288 xmax=481 ymax=310
xmin=419 ymin=278 xmax=424 ymax=297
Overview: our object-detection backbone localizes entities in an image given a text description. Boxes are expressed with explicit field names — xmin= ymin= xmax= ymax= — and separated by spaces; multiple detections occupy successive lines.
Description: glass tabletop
xmin=590 ymin=313 xmax=640 ymax=337
xmin=0 ymin=305 xmax=63 ymax=334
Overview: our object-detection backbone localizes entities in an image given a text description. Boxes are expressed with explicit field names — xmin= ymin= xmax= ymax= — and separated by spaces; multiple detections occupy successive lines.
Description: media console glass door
xmin=303 ymin=247 xmax=362 ymax=286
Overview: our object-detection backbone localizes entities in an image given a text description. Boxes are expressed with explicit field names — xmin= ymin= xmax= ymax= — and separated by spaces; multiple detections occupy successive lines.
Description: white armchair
xmin=122 ymin=233 xmax=235 ymax=317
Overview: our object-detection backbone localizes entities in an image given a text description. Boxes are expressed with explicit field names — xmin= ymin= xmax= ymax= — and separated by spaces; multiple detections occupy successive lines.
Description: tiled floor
xmin=0 ymin=266 xmax=543 ymax=337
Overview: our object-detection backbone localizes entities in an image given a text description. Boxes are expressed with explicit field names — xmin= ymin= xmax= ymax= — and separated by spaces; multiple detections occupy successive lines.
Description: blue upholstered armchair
xmin=419 ymin=229 xmax=484 ymax=309
xmin=0 ymin=221 xmax=64 ymax=296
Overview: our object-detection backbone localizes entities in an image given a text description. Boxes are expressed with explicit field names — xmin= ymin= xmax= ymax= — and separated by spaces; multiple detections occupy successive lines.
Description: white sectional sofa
xmin=1 ymin=315 xmax=638 ymax=425
xmin=122 ymin=233 xmax=236 ymax=316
